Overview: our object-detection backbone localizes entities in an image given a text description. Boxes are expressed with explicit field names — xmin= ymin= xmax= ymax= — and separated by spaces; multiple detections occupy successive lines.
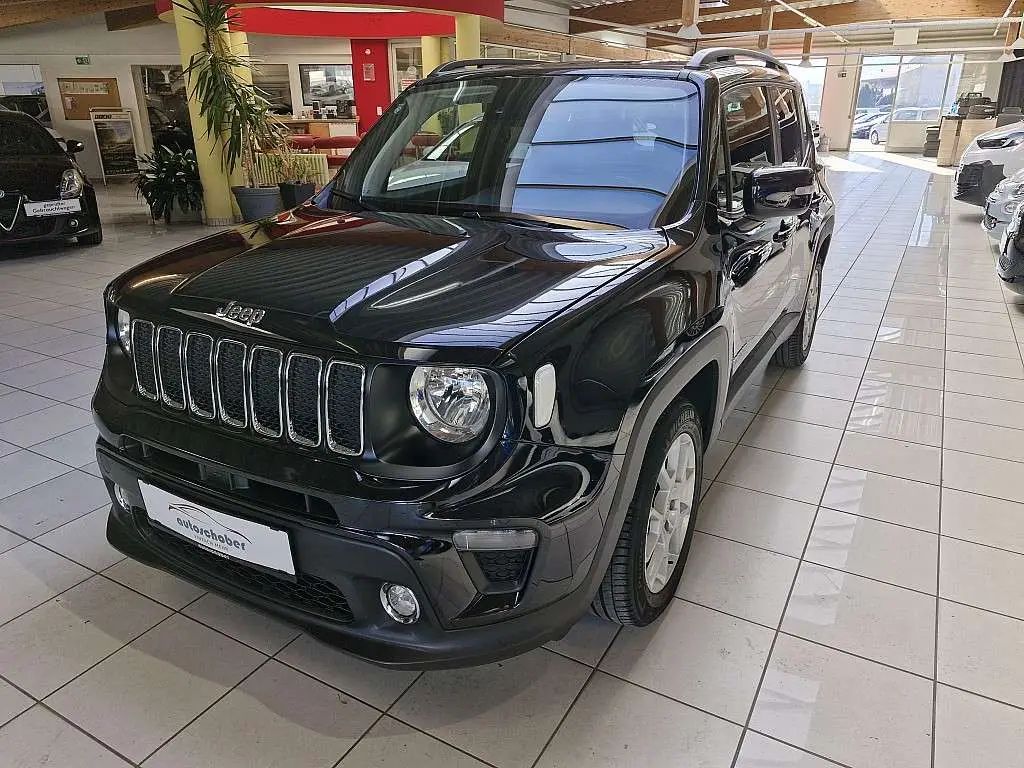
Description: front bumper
xmin=94 ymin=384 xmax=617 ymax=669
xmin=0 ymin=200 xmax=100 ymax=246
xmin=998 ymin=237 xmax=1024 ymax=295
xmin=957 ymin=162 xmax=1005 ymax=205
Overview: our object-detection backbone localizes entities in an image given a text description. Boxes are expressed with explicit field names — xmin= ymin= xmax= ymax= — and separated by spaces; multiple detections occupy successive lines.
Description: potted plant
xmin=176 ymin=0 xmax=285 ymax=221
xmin=276 ymin=140 xmax=318 ymax=208
xmin=134 ymin=146 xmax=204 ymax=224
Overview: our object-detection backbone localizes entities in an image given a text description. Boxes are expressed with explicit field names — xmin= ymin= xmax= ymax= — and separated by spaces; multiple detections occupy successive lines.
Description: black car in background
xmin=0 ymin=110 xmax=102 ymax=247
xmin=95 ymin=49 xmax=834 ymax=668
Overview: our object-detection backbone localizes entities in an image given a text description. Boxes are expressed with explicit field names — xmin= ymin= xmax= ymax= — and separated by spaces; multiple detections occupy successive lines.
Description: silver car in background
xmin=984 ymin=169 xmax=1024 ymax=236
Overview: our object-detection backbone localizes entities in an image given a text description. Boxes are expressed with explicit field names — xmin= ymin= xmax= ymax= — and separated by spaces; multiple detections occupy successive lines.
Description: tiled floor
xmin=1 ymin=154 xmax=1023 ymax=767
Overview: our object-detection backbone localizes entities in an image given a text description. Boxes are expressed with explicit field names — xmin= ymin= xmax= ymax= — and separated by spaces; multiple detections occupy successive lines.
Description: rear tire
xmin=869 ymin=130 xmax=880 ymax=145
xmin=773 ymin=257 xmax=822 ymax=368
xmin=592 ymin=399 xmax=703 ymax=626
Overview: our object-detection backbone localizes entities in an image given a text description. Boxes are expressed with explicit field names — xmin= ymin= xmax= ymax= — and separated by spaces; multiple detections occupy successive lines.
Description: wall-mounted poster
xmin=90 ymin=108 xmax=138 ymax=183
xmin=299 ymin=64 xmax=354 ymax=114
xmin=58 ymin=77 xmax=120 ymax=120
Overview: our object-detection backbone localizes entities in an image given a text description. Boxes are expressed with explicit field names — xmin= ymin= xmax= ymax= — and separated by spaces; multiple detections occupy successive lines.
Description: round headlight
xmin=116 ymin=309 xmax=131 ymax=354
xmin=408 ymin=366 xmax=491 ymax=443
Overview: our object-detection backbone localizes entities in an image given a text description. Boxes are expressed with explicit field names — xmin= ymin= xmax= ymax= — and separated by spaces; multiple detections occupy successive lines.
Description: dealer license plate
xmin=140 ymin=482 xmax=295 ymax=575
xmin=23 ymin=199 xmax=82 ymax=217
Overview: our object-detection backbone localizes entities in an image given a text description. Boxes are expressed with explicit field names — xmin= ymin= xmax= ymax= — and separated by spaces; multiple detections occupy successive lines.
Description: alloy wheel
xmin=644 ymin=432 xmax=697 ymax=593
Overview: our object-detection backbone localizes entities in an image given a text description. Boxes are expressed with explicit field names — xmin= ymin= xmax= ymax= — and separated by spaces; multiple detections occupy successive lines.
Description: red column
xmin=351 ymin=40 xmax=392 ymax=135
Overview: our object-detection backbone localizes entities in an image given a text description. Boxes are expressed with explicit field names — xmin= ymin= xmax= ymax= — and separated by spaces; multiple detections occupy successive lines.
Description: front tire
xmin=592 ymin=399 xmax=703 ymax=626
xmin=77 ymin=224 xmax=103 ymax=246
xmin=773 ymin=257 xmax=822 ymax=368
xmin=869 ymin=130 xmax=880 ymax=145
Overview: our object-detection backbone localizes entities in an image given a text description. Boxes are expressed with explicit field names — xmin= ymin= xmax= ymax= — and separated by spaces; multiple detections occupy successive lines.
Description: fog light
xmin=68 ymin=218 xmax=80 ymax=229
xmin=113 ymin=484 xmax=131 ymax=511
xmin=380 ymin=583 xmax=420 ymax=624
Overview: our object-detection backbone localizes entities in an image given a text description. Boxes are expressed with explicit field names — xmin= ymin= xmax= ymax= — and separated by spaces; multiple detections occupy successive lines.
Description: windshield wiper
xmin=330 ymin=189 xmax=377 ymax=213
xmin=461 ymin=211 xmax=582 ymax=230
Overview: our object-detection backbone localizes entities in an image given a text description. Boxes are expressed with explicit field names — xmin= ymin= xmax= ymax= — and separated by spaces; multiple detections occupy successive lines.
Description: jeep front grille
xmin=131 ymin=320 xmax=364 ymax=455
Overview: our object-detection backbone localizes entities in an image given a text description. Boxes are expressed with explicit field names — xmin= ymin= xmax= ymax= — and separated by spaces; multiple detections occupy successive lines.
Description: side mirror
xmin=743 ymin=166 xmax=814 ymax=219
xmin=65 ymin=139 xmax=85 ymax=154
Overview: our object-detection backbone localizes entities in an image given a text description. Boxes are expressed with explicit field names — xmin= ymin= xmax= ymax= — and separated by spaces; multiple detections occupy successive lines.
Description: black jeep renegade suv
xmin=94 ymin=48 xmax=834 ymax=668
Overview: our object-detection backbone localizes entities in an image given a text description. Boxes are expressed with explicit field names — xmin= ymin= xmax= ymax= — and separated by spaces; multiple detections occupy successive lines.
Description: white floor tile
xmin=535 ymin=673 xmax=740 ymax=768
xmin=821 ymin=466 xmax=939 ymax=531
xmin=677 ymin=533 xmax=798 ymax=627
xmin=750 ymin=634 xmax=933 ymax=768
xmin=937 ymin=600 xmax=1024 ymax=708
xmin=601 ymin=600 xmax=773 ymax=722
xmin=782 ymin=563 xmax=935 ymax=675
xmin=698 ymin=483 xmax=817 ymax=557
xmin=934 ymin=685 xmax=1024 ymax=768
xmin=805 ymin=508 xmax=938 ymax=593
xmin=391 ymin=649 xmax=589 ymax=768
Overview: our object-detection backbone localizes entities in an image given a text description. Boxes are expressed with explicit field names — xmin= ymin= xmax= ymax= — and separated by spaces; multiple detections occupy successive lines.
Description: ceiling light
xmin=678 ymin=24 xmax=701 ymax=39
xmin=799 ymin=54 xmax=813 ymax=67
xmin=1001 ymin=49 xmax=1016 ymax=62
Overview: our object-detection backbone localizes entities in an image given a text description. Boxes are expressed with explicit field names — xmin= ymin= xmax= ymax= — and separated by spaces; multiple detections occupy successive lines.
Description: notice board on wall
xmin=57 ymin=77 xmax=120 ymax=120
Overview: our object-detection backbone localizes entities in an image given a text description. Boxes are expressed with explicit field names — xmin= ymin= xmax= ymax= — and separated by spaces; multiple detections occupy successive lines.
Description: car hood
xmin=113 ymin=204 xmax=670 ymax=365
xmin=0 ymin=154 xmax=71 ymax=201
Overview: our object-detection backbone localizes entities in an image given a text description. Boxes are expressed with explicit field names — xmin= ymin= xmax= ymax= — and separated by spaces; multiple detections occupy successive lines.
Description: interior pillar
xmin=172 ymin=4 xmax=235 ymax=225
xmin=455 ymin=14 xmax=481 ymax=60
xmin=421 ymin=35 xmax=443 ymax=76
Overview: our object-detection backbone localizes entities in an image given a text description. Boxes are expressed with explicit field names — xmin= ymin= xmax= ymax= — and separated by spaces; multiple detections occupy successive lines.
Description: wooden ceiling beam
xmin=104 ymin=3 xmax=158 ymax=30
xmin=574 ymin=0 xmax=1010 ymax=34
xmin=0 ymin=0 xmax=149 ymax=30
xmin=699 ymin=0 xmax=1012 ymax=35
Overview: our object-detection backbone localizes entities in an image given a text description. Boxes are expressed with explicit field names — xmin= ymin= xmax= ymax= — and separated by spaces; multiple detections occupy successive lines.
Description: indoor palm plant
xmin=176 ymin=0 xmax=286 ymax=221
xmin=134 ymin=146 xmax=204 ymax=224
xmin=274 ymin=140 xmax=319 ymax=207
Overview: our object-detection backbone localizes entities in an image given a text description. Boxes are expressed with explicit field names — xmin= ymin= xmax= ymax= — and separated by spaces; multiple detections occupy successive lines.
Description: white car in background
xmin=983 ymin=168 xmax=1024 ymax=236
xmin=957 ymin=121 xmax=1024 ymax=204
xmin=867 ymin=107 xmax=942 ymax=145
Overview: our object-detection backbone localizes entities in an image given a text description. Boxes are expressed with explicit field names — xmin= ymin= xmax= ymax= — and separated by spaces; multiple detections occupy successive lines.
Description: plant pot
xmin=232 ymin=185 xmax=283 ymax=222
xmin=279 ymin=181 xmax=315 ymax=209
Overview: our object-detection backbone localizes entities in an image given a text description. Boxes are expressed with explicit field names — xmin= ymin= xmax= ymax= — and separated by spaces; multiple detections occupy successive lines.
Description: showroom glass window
xmin=331 ymin=75 xmax=701 ymax=229
xmin=780 ymin=58 xmax=827 ymax=122
xmin=719 ymin=84 xmax=776 ymax=211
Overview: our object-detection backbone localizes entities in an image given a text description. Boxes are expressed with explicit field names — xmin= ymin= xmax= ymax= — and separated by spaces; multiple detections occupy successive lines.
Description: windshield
xmin=327 ymin=74 xmax=701 ymax=229
xmin=0 ymin=119 xmax=62 ymax=156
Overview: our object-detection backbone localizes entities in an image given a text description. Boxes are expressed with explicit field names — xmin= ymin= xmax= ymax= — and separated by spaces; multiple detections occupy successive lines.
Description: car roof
xmin=424 ymin=51 xmax=802 ymax=91
xmin=0 ymin=108 xmax=44 ymax=126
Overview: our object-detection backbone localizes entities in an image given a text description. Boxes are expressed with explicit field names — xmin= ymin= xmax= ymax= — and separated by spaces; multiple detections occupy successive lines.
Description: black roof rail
xmin=428 ymin=58 xmax=529 ymax=77
xmin=687 ymin=47 xmax=788 ymax=73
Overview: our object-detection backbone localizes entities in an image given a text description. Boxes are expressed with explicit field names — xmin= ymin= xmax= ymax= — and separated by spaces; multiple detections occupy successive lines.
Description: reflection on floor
xmin=1 ymin=157 xmax=1023 ymax=768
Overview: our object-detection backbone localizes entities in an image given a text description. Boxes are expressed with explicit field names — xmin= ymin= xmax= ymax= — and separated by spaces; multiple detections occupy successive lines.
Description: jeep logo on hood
xmin=215 ymin=301 xmax=265 ymax=326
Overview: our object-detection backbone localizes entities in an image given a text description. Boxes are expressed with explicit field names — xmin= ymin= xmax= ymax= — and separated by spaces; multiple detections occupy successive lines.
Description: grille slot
xmin=474 ymin=550 xmax=531 ymax=585
xmin=250 ymin=347 xmax=283 ymax=438
xmin=131 ymin=320 xmax=158 ymax=400
xmin=185 ymin=333 xmax=215 ymax=418
xmin=216 ymin=339 xmax=248 ymax=428
xmin=286 ymin=354 xmax=322 ymax=446
xmin=156 ymin=327 xmax=184 ymax=409
xmin=325 ymin=361 xmax=363 ymax=455
xmin=141 ymin=323 xmax=364 ymax=455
